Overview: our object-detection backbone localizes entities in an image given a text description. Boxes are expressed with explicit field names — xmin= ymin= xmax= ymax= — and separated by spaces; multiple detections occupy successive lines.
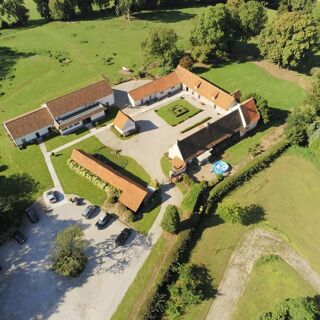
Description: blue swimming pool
xmin=212 ymin=161 xmax=229 ymax=174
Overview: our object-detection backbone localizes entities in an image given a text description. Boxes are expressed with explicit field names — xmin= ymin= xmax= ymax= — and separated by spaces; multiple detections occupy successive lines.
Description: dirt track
xmin=206 ymin=228 xmax=320 ymax=320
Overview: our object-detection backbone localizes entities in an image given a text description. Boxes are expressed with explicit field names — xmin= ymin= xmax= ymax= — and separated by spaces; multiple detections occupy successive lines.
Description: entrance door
xmin=35 ymin=132 xmax=40 ymax=138
xmin=82 ymin=118 xmax=91 ymax=125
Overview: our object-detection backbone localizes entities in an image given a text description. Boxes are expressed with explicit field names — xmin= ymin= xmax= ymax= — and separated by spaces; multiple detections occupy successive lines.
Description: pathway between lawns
xmin=206 ymin=228 xmax=320 ymax=320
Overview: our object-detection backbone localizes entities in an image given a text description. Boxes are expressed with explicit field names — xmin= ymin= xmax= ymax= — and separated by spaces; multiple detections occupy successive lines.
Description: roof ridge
xmin=46 ymin=79 xmax=108 ymax=104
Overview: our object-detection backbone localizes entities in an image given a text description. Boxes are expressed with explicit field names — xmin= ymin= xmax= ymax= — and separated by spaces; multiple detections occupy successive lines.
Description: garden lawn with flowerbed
xmin=155 ymin=99 xmax=201 ymax=126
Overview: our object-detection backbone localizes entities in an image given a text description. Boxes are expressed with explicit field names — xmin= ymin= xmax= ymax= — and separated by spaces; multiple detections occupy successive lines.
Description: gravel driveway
xmin=0 ymin=201 xmax=152 ymax=320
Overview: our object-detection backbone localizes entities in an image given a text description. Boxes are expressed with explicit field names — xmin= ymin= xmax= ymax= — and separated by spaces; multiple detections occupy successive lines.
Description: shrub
xmin=161 ymin=205 xmax=180 ymax=234
xmin=113 ymin=202 xmax=134 ymax=222
xmin=181 ymin=182 xmax=207 ymax=213
xmin=51 ymin=225 xmax=87 ymax=277
xmin=243 ymin=93 xmax=270 ymax=124
xmin=217 ymin=200 xmax=248 ymax=224
xmin=258 ymin=297 xmax=320 ymax=320
xmin=216 ymin=173 xmax=224 ymax=181
xmin=179 ymin=55 xmax=194 ymax=70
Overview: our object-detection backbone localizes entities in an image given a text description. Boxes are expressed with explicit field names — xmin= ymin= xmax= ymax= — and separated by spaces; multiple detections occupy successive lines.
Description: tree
xmin=258 ymin=12 xmax=320 ymax=68
xmin=278 ymin=0 xmax=316 ymax=13
xmin=49 ymin=0 xmax=76 ymax=20
xmin=217 ymin=200 xmax=248 ymax=224
xmin=312 ymin=1 xmax=320 ymax=21
xmin=179 ymin=55 xmax=194 ymax=70
xmin=0 ymin=173 xmax=38 ymax=243
xmin=166 ymin=264 xmax=206 ymax=318
xmin=285 ymin=104 xmax=317 ymax=145
xmin=0 ymin=0 xmax=29 ymax=25
xmin=307 ymin=74 xmax=320 ymax=115
xmin=33 ymin=0 xmax=51 ymax=19
xmin=51 ymin=225 xmax=87 ymax=277
xmin=243 ymin=93 xmax=271 ymax=123
xmin=238 ymin=1 xmax=267 ymax=39
xmin=259 ymin=296 xmax=320 ymax=319
xmin=76 ymin=0 xmax=93 ymax=16
xmin=94 ymin=0 xmax=109 ymax=10
xmin=161 ymin=205 xmax=180 ymax=234
xmin=190 ymin=4 xmax=235 ymax=62
xmin=142 ymin=27 xmax=180 ymax=73
xmin=115 ymin=0 xmax=145 ymax=20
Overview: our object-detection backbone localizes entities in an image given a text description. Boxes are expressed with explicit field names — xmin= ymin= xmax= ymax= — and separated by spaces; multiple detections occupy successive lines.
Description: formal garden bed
xmin=155 ymin=99 xmax=201 ymax=126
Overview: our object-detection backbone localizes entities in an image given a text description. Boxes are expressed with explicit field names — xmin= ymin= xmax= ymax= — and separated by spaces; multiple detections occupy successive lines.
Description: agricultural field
xmin=155 ymin=99 xmax=201 ymax=126
xmin=231 ymin=255 xmax=316 ymax=320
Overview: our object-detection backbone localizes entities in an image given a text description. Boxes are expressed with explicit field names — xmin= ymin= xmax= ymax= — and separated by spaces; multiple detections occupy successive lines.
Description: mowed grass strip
xmin=51 ymin=136 xmax=151 ymax=206
xmin=231 ymin=256 xmax=316 ymax=320
xmin=224 ymin=154 xmax=320 ymax=274
xmin=155 ymin=99 xmax=201 ymax=126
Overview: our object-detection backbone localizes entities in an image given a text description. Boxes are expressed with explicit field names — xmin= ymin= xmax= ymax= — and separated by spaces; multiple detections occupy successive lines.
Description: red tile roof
xmin=129 ymin=72 xmax=180 ymax=101
xmin=46 ymin=80 xmax=113 ymax=118
xmin=71 ymin=149 xmax=148 ymax=212
xmin=128 ymin=65 xmax=236 ymax=110
xmin=3 ymin=107 xmax=54 ymax=140
xmin=240 ymin=97 xmax=260 ymax=126
xmin=113 ymin=111 xmax=135 ymax=130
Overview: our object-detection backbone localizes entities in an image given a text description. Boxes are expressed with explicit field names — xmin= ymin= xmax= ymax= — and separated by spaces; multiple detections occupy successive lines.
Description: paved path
xmin=39 ymin=142 xmax=62 ymax=188
xmin=206 ymin=228 xmax=320 ymax=320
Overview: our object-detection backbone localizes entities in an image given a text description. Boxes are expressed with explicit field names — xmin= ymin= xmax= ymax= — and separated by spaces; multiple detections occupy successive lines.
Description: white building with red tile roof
xmin=113 ymin=111 xmax=136 ymax=136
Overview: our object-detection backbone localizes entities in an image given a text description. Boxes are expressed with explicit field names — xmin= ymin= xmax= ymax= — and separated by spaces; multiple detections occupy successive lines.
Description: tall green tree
xmin=49 ymin=0 xmax=76 ymax=20
xmin=190 ymin=4 xmax=235 ymax=62
xmin=217 ymin=200 xmax=249 ymax=224
xmin=0 ymin=0 xmax=29 ymax=25
xmin=278 ymin=0 xmax=316 ymax=13
xmin=307 ymin=74 xmax=320 ymax=115
xmin=33 ymin=0 xmax=51 ymax=19
xmin=258 ymin=12 xmax=320 ymax=68
xmin=51 ymin=225 xmax=88 ymax=277
xmin=115 ymin=0 xmax=145 ymax=20
xmin=142 ymin=27 xmax=180 ymax=73
xmin=77 ymin=0 xmax=92 ymax=16
xmin=238 ymin=1 xmax=267 ymax=39
xmin=161 ymin=205 xmax=180 ymax=234
xmin=94 ymin=0 xmax=109 ymax=10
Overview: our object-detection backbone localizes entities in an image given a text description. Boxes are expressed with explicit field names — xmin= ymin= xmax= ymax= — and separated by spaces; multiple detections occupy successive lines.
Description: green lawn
xmin=224 ymin=154 xmax=320 ymax=274
xmin=196 ymin=62 xmax=307 ymax=110
xmin=155 ymin=99 xmax=201 ymax=126
xmin=180 ymin=215 xmax=249 ymax=320
xmin=51 ymin=136 xmax=151 ymax=206
xmin=231 ymin=256 xmax=316 ymax=320
xmin=160 ymin=154 xmax=171 ymax=177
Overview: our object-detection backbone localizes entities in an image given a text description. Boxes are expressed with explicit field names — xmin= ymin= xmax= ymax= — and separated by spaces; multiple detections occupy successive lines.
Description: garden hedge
xmin=206 ymin=139 xmax=289 ymax=214
xmin=181 ymin=182 xmax=207 ymax=213
xmin=67 ymin=159 xmax=120 ymax=198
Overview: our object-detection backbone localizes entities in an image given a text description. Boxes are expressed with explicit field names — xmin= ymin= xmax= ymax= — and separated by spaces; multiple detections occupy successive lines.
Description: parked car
xmin=25 ymin=207 xmax=39 ymax=223
xmin=13 ymin=231 xmax=27 ymax=245
xmin=95 ymin=213 xmax=111 ymax=230
xmin=46 ymin=190 xmax=58 ymax=203
xmin=82 ymin=205 xmax=98 ymax=219
xmin=115 ymin=228 xmax=132 ymax=246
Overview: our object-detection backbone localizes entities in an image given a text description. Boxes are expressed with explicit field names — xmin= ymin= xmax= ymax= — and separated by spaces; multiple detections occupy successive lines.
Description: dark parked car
xmin=46 ymin=190 xmax=58 ymax=203
xmin=25 ymin=207 xmax=39 ymax=223
xmin=82 ymin=205 xmax=98 ymax=219
xmin=13 ymin=231 xmax=27 ymax=245
xmin=95 ymin=213 xmax=111 ymax=230
xmin=115 ymin=228 xmax=132 ymax=246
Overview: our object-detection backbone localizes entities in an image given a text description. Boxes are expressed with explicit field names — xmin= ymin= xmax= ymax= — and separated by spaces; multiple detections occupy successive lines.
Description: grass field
xmin=51 ymin=136 xmax=151 ymax=205
xmin=231 ymin=256 xmax=316 ymax=320
xmin=197 ymin=62 xmax=307 ymax=110
xmin=224 ymin=154 xmax=320 ymax=274
xmin=155 ymin=99 xmax=201 ymax=126
xmin=181 ymin=216 xmax=249 ymax=320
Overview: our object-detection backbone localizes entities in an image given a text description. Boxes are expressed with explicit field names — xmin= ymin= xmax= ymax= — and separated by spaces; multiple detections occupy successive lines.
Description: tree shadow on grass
xmin=135 ymin=9 xmax=196 ymax=23
xmin=0 ymin=47 xmax=35 ymax=81
xmin=244 ymin=204 xmax=265 ymax=225
xmin=192 ymin=264 xmax=217 ymax=300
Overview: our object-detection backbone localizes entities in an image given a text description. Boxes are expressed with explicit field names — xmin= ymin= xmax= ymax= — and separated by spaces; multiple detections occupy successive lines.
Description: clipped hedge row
xmin=67 ymin=159 xmax=120 ymax=197
xmin=181 ymin=182 xmax=207 ymax=213
xmin=180 ymin=116 xmax=212 ymax=134
xmin=206 ymin=139 xmax=289 ymax=213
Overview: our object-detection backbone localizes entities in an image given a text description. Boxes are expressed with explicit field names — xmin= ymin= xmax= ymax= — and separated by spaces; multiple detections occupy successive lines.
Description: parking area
xmin=0 ymin=200 xmax=153 ymax=320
